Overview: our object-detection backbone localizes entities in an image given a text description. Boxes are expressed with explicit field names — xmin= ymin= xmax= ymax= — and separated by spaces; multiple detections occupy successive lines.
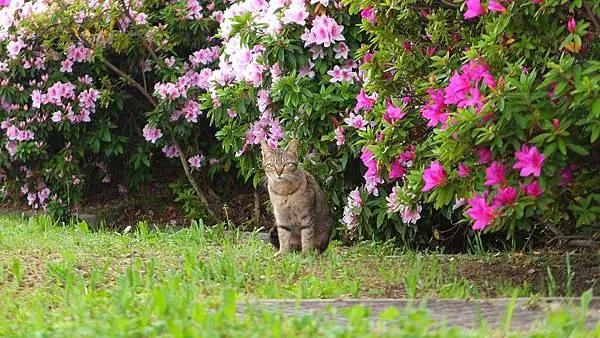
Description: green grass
xmin=0 ymin=215 xmax=598 ymax=337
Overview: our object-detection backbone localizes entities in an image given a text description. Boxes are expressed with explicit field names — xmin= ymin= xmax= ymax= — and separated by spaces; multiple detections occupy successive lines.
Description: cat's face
xmin=261 ymin=139 xmax=299 ymax=181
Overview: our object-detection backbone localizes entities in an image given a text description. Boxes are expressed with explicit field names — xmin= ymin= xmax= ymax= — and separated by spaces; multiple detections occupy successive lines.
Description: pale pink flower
xmin=283 ymin=2 xmax=309 ymax=26
xmin=162 ymin=145 xmax=179 ymax=158
xmin=188 ymin=154 xmax=205 ymax=168
xmin=334 ymin=126 xmax=345 ymax=146
xmin=142 ymin=124 xmax=163 ymax=143
xmin=333 ymin=42 xmax=349 ymax=59
xmin=344 ymin=113 xmax=367 ymax=130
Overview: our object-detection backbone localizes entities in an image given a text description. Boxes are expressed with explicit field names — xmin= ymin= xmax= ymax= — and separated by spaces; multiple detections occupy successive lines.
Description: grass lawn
xmin=0 ymin=215 xmax=598 ymax=337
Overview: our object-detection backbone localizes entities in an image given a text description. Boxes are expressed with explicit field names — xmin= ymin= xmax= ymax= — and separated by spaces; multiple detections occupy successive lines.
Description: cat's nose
xmin=275 ymin=167 xmax=283 ymax=177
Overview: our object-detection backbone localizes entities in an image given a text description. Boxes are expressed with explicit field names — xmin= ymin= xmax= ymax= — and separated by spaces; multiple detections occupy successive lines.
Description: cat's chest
xmin=271 ymin=193 xmax=309 ymax=220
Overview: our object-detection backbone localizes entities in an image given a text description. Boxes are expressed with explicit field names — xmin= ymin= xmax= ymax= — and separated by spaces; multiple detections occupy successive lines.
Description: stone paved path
xmin=238 ymin=298 xmax=600 ymax=331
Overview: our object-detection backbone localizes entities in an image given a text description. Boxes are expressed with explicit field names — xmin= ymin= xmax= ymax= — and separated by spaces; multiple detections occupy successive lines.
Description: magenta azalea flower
xmin=567 ymin=18 xmax=577 ymax=33
xmin=464 ymin=0 xmax=485 ymax=19
xmin=360 ymin=5 xmax=376 ymax=23
xmin=466 ymin=194 xmax=496 ymax=231
xmin=512 ymin=145 xmax=545 ymax=177
xmin=389 ymin=158 xmax=405 ymax=180
xmin=484 ymin=161 xmax=505 ymax=186
xmin=493 ymin=186 xmax=518 ymax=208
xmin=383 ymin=99 xmax=406 ymax=124
xmin=355 ymin=89 xmax=377 ymax=111
xmin=458 ymin=163 xmax=471 ymax=178
xmin=422 ymin=161 xmax=447 ymax=192
xmin=520 ymin=181 xmax=543 ymax=198
xmin=488 ymin=0 xmax=506 ymax=13
xmin=476 ymin=146 xmax=492 ymax=164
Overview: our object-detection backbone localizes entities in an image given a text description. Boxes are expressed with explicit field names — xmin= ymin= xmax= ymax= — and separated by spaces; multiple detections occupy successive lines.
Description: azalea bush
xmin=0 ymin=0 xmax=227 ymax=218
xmin=2 ymin=0 xmax=599 ymax=250
xmin=340 ymin=0 xmax=600 ymax=246
xmin=199 ymin=0 xmax=367 ymax=229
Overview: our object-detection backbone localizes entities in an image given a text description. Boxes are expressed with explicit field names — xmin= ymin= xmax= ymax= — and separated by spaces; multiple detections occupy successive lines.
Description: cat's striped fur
xmin=261 ymin=139 xmax=332 ymax=255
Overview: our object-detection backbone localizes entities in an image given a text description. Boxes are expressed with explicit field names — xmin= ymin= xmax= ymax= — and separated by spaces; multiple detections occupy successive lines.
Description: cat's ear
xmin=260 ymin=141 xmax=271 ymax=155
xmin=285 ymin=139 xmax=299 ymax=154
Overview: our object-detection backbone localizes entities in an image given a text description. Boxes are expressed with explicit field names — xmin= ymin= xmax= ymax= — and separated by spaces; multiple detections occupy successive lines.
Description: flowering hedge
xmin=0 ymin=0 xmax=227 ymax=218
xmin=1 ymin=0 xmax=599 ymax=248
xmin=198 ymin=0 xmax=366 ymax=230
xmin=340 ymin=0 xmax=600 ymax=244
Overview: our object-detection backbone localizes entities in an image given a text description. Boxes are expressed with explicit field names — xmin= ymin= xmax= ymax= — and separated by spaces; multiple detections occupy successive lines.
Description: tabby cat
xmin=261 ymin=139 xmax=333 ymax=255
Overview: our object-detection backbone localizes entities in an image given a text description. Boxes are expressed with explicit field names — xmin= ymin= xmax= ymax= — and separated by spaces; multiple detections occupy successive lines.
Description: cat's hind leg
xmin=300 ymin=225 xmax=317 ymax=254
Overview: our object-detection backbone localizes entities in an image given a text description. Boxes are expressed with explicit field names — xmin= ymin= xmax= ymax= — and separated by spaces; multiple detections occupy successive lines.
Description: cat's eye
xmin=265 ymin=163 xmax=275 ymax=169
xmin=284 ymin=162 xmax=296 ymax=167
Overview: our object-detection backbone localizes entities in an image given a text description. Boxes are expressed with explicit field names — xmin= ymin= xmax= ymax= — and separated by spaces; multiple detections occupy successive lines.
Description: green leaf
xmin=376 ymin=211 xmax=385 ymax=228
xmin=567 ymin=143 xmax=589 ymax=156
xmin=558 ymin=138 xmax=567 ymax=155
xmin=592 ymin=99 xmax=600 ymax=118
xmin=543 ymin=143 xmax=557 ymax=157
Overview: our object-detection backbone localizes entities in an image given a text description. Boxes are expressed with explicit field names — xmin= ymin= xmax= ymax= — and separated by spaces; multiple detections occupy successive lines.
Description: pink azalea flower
xmin=458 ymin=163 xmax=471 ymax=178
xmin=364 ymin=170 xmax=383 ymax=196
xmin=488 ymin=0 xmax=506 ymax=13
xmin=6 ymin=142 xmax=16 ymax=156
xmin=328 ymin=65 xmax=345 ymax=82
xmin=348 ymin=188 xmax=363 ymax=208
xmin=484 ymin=161 xmax=505 ymax=186
xmin=362 ymin=51 xmax=374 ymax=63
xmin=421 ymin=89 xmax=448 ymax=128
xmin=360 ymin=147 xmax=377 ymax=171
xmin=51 ymin=111 xmax=62 ymax=123
xmin=333 ymin=42 xmax=349 ymax=59
xmin=344 ymin=113 xmax=368 ymax=131
xmin=386 ymin=186 xmax=403 ymax=213
xmin=355 ymin=89 xmax=377 ymax=111
xmin=334 ymin=126 xmax=345 ymax=146
xmin=302 ymin=15 xmax=345 ymax=47
xmin=389 ymin=158 xmax=405 ymax=180
xmin=38 ymin=188 xmax=50 ymax=202
xmin=400 ymin=146 xmax=416 ymax=163
xmin=476 ymin=147 xmax=492 ymax=164
xmin=283 ymin=3 xmax=309 ymax=26
xmin=383 ymin=99 xmax=406 ymax=124
xmin=567 ymin=18 xmax=576 ymax=33
xmin=493 ymin=186 xmax=517 ymax=208
xmin=520 ymin=181 xmax=543 ymax=198
xmin=401 ymin=204 xmax=422 ymax=224
xmin=512 ymin=144 xmax=545 ymax=177
xmin=360 ymin=5 xmax=376 ymax=23
xmin=552 ymin=119 xmax=560 ymax=129
xmin=0 ymin=0 xmax=9 ymax=7
xmin=464 ymin=0 xmax=485 ymax=19
xmin=162 ymin=145 xmax=179 ymax=158
xmin=559 ymin=166 xmax=575 ymax=186
xmin=188 ymin=154 xmax=205 ymax=168
xmin=466 ymin=194 xmax=496 ymax=231
xmin=142 ymin=124 xmax=163 ymax=143
xmin=422 ymin=161 xmax=447 ymax=192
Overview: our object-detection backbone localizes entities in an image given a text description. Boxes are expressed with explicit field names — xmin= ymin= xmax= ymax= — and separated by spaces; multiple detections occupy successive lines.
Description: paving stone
xmin=237 ymin=298 xmax=600 ymax=331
